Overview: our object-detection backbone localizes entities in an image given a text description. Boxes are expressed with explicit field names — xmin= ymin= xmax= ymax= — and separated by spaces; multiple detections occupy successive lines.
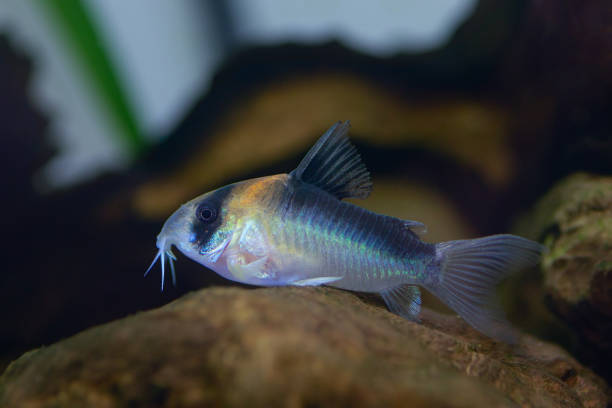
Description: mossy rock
xmin=516 ymin=173 xmax=612 ymax=380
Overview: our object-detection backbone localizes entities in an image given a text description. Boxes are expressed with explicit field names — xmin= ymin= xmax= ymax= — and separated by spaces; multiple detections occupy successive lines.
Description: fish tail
xmin=429 ymin=234 xmax=545 ymax=343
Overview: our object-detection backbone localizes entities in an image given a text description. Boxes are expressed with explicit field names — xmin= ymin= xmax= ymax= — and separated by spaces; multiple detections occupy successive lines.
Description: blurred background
xmin=0 ymin=0 xmax=610 ymax=381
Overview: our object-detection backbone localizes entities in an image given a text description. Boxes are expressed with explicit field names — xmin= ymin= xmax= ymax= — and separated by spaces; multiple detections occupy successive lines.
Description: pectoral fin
xmin=291 ymin=276 xmax=343 ymax=286
xmin=227 ymin=255 xmax=270 ymax=280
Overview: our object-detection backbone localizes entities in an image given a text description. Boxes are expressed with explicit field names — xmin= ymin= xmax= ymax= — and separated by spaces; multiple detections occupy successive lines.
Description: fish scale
xmin=272 ymin=184 xmax=426 ymax=292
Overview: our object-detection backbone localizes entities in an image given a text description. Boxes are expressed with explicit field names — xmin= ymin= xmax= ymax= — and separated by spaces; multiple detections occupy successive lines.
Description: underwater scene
xmin=0 ymin=1 xmax=610 ymax=407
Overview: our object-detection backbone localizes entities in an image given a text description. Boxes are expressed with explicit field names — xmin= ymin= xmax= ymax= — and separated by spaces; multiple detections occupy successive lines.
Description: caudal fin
xmin=430 ymin=234 xmax=545 ymax=343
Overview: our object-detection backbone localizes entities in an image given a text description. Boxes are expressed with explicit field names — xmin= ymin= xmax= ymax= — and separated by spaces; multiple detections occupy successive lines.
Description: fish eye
xmin=196 ymin=204 xmax=217 ymax=223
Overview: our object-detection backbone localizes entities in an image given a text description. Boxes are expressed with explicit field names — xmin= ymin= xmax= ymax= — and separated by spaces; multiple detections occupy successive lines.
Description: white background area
xmin=0 ymin=0 xmax=476 ymax=188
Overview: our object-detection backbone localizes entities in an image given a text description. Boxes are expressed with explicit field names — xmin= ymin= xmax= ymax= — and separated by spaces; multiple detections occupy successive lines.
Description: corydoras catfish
xmin=146 ymin=121 xmax=544 ymax=343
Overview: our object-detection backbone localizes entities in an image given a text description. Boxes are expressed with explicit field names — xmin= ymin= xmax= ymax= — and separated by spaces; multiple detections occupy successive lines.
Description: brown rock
xmin=516 ymin=173 xmax=612 ymax=380
xmin=1 ymin=287 xmax=608 ymax=408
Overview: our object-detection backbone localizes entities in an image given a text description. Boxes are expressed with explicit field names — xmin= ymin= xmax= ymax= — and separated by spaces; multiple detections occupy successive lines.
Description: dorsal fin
xmin=289 ymin=121 xmax=372 ymax=199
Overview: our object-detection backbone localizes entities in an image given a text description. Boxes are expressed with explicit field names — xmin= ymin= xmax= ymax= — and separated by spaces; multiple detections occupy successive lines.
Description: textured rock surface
xmin=517 ymin=173 xmax=612 ymax=380
xmin=1 ymin=287 xmax=608 ymax=408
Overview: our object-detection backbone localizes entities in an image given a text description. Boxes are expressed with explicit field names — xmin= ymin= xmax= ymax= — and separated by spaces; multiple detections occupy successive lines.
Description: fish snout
xmin=157 ymin=205 xmax=192 ymax=249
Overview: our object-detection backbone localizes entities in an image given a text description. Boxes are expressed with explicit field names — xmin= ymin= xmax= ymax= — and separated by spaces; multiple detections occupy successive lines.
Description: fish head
xmin=158 ymin=184 xmax=236 ymax=269
xmin=148 ymin=174 xmax=288 ymax=288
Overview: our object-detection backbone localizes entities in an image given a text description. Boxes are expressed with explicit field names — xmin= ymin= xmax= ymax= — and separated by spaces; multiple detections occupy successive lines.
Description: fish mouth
xmin=144 ymin=237 xmax=177 ymax=291
xmin=145 ymin=205 xmax=191 ymax=291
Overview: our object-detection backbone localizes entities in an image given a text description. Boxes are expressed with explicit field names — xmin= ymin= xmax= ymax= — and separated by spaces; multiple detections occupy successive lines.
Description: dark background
xmin=0 ymin=0 xmax=610 ymax=380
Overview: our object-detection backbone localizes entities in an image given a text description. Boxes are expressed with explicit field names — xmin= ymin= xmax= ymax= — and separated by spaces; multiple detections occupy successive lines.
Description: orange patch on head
xmin=229 ymin=174 xmax=288 ymax=209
